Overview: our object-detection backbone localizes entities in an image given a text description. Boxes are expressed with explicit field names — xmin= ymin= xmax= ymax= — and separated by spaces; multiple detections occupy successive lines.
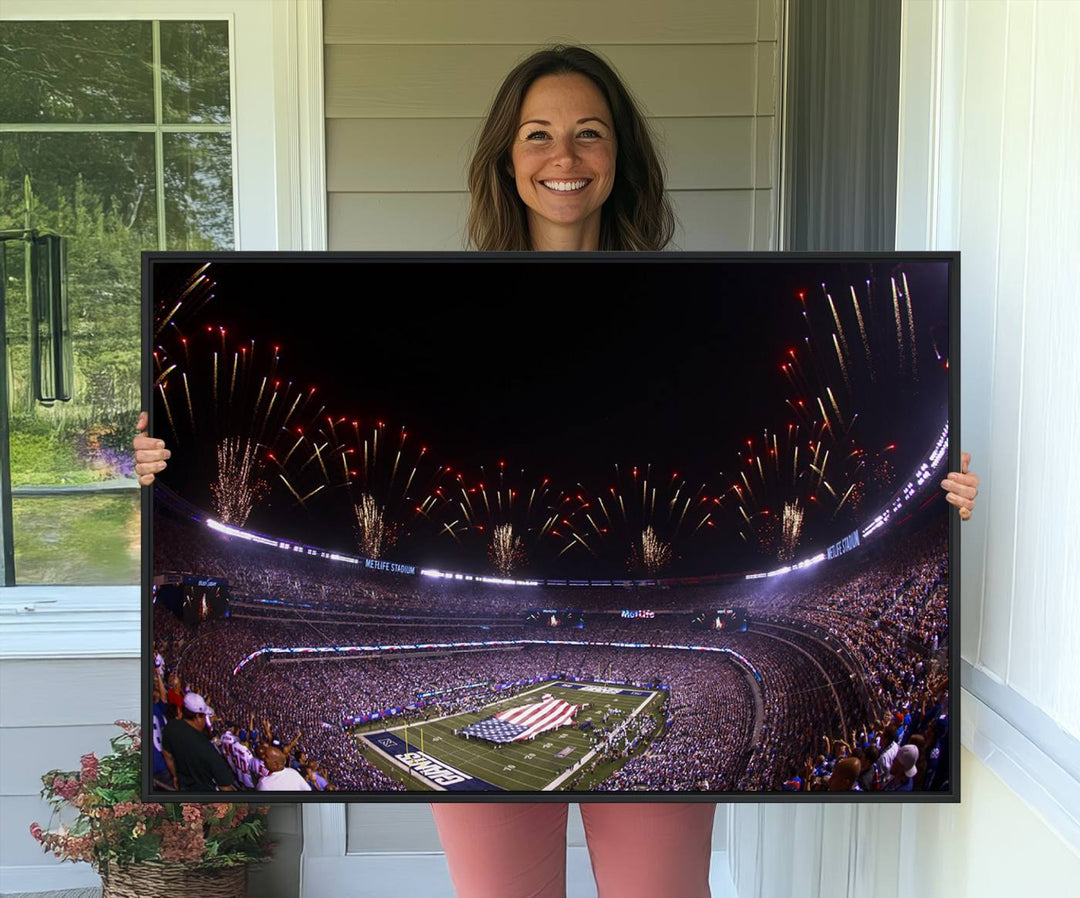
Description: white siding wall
xmin=0 ymin=657 xmax=142 ymax=884
xmin=324 ymin=0 xmax=782 ymax=251
xmin=0 ymin=640 xmax=301 ymax=897
xmin=728 ymin=745 xmax=1080 ymax=897
xmin=729 ymin=0 xmax=1080 ymax=894
xmin=900 ymin=0 xmax=1080 ymax=739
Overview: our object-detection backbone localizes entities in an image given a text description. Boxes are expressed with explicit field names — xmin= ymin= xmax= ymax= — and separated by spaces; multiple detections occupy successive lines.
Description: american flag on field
xmin=462 ymin=694 xmax=588 ymax=744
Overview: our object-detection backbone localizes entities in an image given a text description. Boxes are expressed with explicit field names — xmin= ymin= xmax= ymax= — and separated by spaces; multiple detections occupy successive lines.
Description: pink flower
xmin=208 ymin=802 xmax=233 ymax=819
xmin=112 ymin=801 xmax=131 ymax=818
xmin=141 ymin=803 xmax=165 ymax=817
xmin=181 ymin=805 xmax=203 ymax=824
xmin=80 ymin=753 xmax=99 ymax=782
xmin=160 ymin=821 xmax=206 ymax=863
xmin=29 ymin=822 xmax=44 ymax=842
xmin=52 ymin=778 xmax=80 ymax=801
xmin=68 ymin=834 xmax=95 ymax=863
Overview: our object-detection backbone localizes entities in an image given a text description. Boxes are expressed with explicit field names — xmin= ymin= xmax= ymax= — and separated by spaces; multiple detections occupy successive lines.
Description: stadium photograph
xmin=145 ymin=253 xmax=956 ymax=800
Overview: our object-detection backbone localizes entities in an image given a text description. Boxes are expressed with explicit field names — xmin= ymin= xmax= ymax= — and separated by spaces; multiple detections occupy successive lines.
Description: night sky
xmin=150 ymin=255 xmax=951 ymax=578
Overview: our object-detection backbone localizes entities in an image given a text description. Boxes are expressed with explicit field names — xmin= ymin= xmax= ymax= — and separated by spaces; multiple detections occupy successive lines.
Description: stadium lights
xmin=204 ymin=518 xmax=415 ymax=573
xmin=206 ymin=518 xmax=280 ymax=547
xmin=420 ymin=568 xmax=540 ymax=587
xmin=863 ymin=422 xmax=949 ymax=539
xmin=328 ymin=553 xmax=360 ymax=565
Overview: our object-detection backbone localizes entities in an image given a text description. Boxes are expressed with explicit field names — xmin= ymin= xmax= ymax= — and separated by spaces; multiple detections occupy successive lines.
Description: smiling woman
xmin=466 ymin=45 xmax=674 ymax=252
xmin=509 ymin=73 xmax=617 ymax=250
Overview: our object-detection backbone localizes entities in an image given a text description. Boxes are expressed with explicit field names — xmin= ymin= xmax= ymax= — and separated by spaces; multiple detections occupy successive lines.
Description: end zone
xmin=361 ymin=731 xmax=502 ymax=791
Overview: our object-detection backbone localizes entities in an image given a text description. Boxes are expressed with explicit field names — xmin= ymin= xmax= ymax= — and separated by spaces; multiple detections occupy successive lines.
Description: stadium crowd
xmin=151 ymin=508 xmax=950 ymax=793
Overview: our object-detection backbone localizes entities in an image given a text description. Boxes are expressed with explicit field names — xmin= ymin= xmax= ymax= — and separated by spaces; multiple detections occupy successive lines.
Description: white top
xmin=256 ymin=766 xmax=312 ymax=791
xmin=877 ymin=741 xmax=900 ymax=778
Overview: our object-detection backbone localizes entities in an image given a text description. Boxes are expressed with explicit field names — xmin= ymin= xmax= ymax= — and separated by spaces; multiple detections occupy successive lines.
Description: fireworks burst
xmin=354 ymin=492 xmax=393 ymax=560
xmin=154 ymin=323 xmax=330 ymax=523
xmin=726 ymin=268 xmax=940 ymax=558
xmin=437 ymin=460 xmax=585 ymax=575
xmin=329 ymin=420 xmax=452 ymax=557
xmin=155 ymin=272 xmax=449 ymax=549
xmin=489 ymin=523 xmax=525 ymax=576
xmin=583 ymin=464 xmax=715 ymax=574
xmin=631 ymin=525 xmax=672 ymax=574
xmin=720 ymin=419 xmax=861 ymax=556
xmin=779 ymin=501 xmax=804 ymax=561
xmin=154 ymin=263 xmax=215 ymax=339
xmin=209 ymin=437 xmax=266 ymax=526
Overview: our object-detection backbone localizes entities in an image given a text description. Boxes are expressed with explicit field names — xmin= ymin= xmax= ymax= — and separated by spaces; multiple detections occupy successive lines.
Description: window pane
xmin=0 ymin=22 xmax=154 ymax=124
xmin=2 ymin=132 xmax=151 ymax=584
xmin=1 ymin=132 xmax=155 ymax=458
xmin=0 ymin=133 xmax=158 ymax=245
xmin=164 ymin=133 xmax=235 ymax=250
xmin=12 ymin=493 xmax=140 ymax=585
xmin=160 ymin=20 xmax=232 ymax=124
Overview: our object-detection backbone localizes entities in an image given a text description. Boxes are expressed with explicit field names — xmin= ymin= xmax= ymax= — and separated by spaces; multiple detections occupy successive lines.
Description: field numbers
xmin=524 ymin=752 xmax=536 ymax=760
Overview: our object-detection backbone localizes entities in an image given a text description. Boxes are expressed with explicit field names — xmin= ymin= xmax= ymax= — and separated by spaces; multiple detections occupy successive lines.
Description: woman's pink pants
xmin=430 ymin=802 xmax=716 ymax=898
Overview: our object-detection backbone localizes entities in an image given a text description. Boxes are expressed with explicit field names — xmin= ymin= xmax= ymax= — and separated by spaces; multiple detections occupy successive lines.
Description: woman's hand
xmin=941 ymin=451 xmax=979 ymax=520
xmin=133 ymin=411 xmax=170 ymax=486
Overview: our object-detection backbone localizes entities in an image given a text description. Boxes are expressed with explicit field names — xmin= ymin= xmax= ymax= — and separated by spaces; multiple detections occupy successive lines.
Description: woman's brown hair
xmin=467 ymin=46 xmax=675 ymax=251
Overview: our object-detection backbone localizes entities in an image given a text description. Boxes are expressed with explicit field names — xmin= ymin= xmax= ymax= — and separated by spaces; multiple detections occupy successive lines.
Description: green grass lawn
xmin=12 ymin=492 xmax=141 ymax=584
xmin=353 ymin=680 xmax=667 ymax=793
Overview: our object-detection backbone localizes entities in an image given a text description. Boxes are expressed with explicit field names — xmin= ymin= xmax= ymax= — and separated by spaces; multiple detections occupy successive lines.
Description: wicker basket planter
xmin=100 ymin=862 xmax=247 ymax=898
xmin=32 ymin=725 xmax=272 ymax=894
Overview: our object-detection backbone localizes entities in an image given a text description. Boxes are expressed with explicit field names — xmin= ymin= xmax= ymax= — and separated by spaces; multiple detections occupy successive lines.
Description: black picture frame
xmin=141 ymin=251 xmax=960 ymax=804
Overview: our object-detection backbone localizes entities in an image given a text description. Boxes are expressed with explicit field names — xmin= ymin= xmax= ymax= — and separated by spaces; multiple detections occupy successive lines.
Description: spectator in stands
xmin=857 ymin=746 xmax=879 ymax=791
xmin=882 ymin=745 xmax=919 ymax=792
xmin=303 ymin=761 xmax=330 ymax=792
xmin=257 ymin=746 xmax=312 ymax=792
xmin=164 ymin=671 xmax=184 ymax=715
xmin=161 ymin=693 xmax=237 ymax=792
xmin=906 ymin=734 xmax=929 ymax=789
xmin=827 ymin=757 xmax=863 ymax=792
xmin=151 ymin=667 xmax=174 ymax=788
xmin=876 ymin=725 xmax=901 ymax=781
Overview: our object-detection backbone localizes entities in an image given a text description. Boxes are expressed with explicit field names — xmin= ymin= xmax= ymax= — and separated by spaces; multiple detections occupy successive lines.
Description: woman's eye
xmin=525 ymin=130 xmax=550 ymax=140
xmin=578 ymin=129 xmax=602 ymax=138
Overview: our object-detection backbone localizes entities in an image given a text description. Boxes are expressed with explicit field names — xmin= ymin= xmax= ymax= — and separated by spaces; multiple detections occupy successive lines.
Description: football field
xmin=354 ymin=680 xmax=666 ymax=792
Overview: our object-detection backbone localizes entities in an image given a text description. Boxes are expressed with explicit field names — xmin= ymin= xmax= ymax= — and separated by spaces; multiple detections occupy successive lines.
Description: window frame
xmin=0 ymin=0 xmax=326 ymax=658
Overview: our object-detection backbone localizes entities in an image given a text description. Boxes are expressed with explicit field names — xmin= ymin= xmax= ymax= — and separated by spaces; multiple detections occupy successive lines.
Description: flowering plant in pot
xmin=31 ymin=720 xmax=273 ymax=897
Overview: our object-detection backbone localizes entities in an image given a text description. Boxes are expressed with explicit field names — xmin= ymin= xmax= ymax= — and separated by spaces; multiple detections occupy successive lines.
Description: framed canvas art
xmin=143 ymin=252 xmax=959 ymax=803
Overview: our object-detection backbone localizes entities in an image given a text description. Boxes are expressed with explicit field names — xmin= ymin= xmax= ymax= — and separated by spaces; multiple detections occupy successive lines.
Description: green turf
xmin=352 ymin=680 xmax=668 ymax=793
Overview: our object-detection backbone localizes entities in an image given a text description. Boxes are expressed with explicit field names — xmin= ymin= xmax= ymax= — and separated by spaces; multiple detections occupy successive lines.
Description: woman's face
xmin=509 ymin=73 xmax=616 ymax=248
